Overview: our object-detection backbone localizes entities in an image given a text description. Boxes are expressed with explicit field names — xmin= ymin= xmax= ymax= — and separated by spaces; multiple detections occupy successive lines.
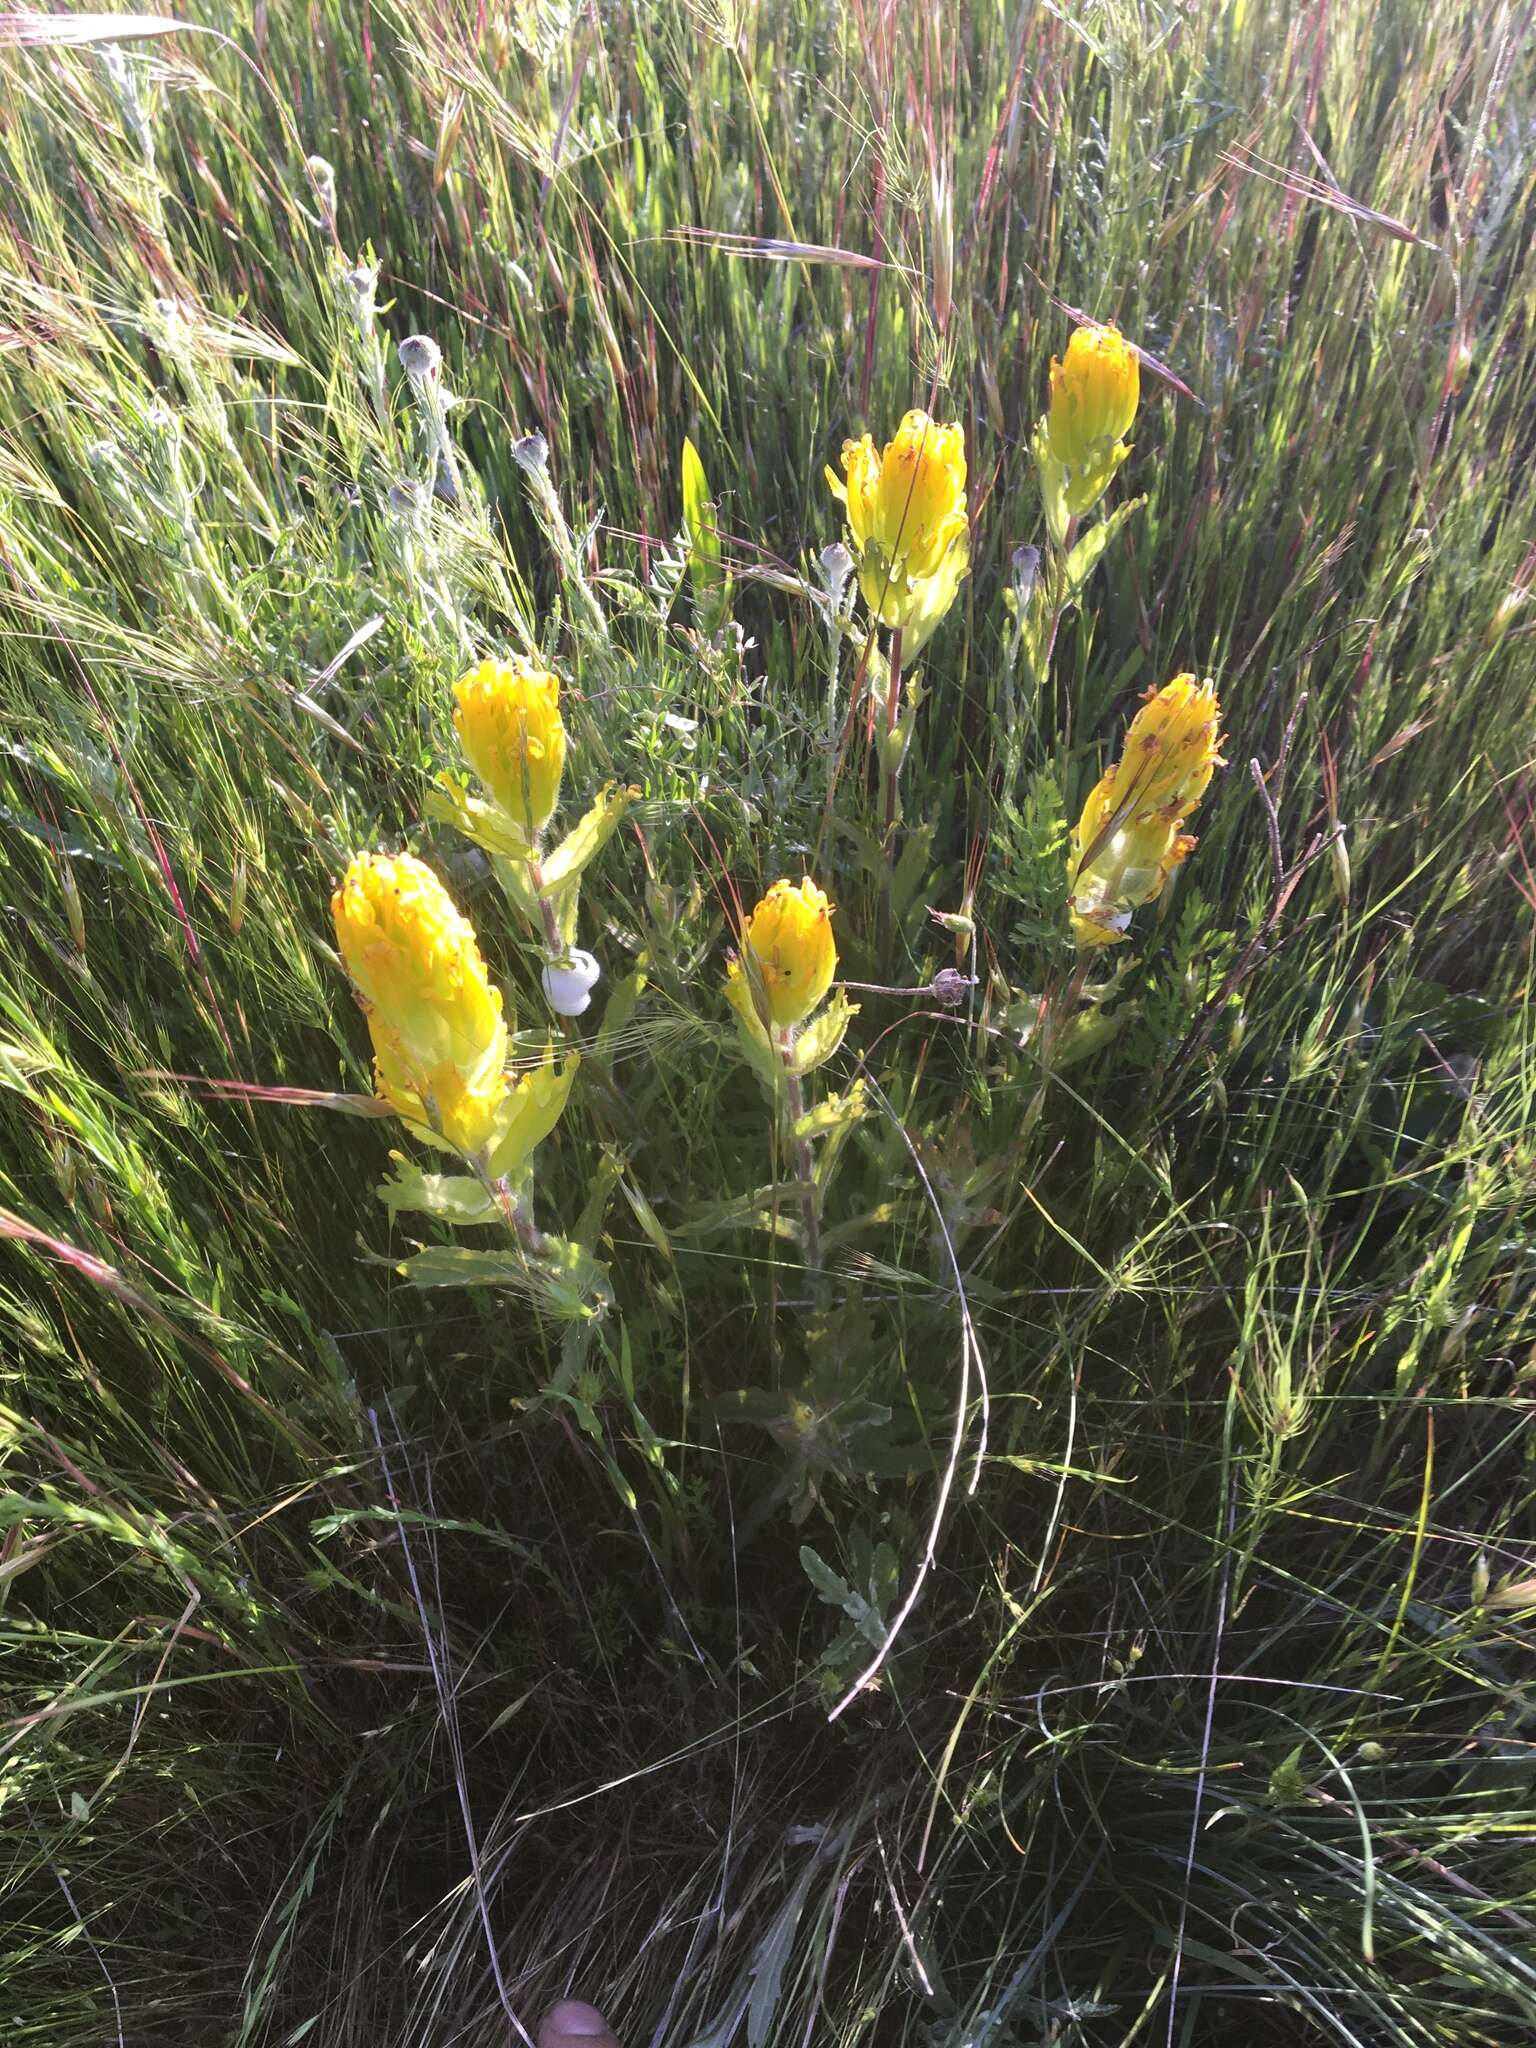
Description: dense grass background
xmin=2 ymin=1 xmax=1534 ymax=2043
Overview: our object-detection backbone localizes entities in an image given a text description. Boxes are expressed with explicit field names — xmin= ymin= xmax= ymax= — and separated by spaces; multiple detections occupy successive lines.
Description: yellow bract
xmin=332 ymin=851 xmax=509 ymax=1154
xmin=1067 ymin=675 xmax=1225 ymax=949
xmin=1067 ymin=777 xmax=1194 ymax=950
xmin=485 ymin=1046 xmax=580 ymax=1182
xmin=1112 ymin=672 xmax=1223 ymax=820
xmin=453 ymin=656 xmax=567 ymax=840
xmin=729 ymin=877 xmax=838 ymax=1030
xmin=1047 ymin=323 xmax=1140 ymax=472
xmin=826 ymin=410 xmax=969 ymax=651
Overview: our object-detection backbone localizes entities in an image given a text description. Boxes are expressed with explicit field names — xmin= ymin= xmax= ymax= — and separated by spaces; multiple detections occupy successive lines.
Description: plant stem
xmin=1040 ymin=515 xmax=1079 ymax=750
xmin=1022 ymin=954 xmax=1091 ymax=1137
xmin=508 ymin=1189 xmax=549 ymax=1258
xmin=476 ymin=1157 xmax=551 ymax=1261
xmin=780 ymin=1029 xmax=821 ymax=1274
xmin=527 ymin=853 xmax=590 ymax=1050
xmin=881 ymin=625 xmax=905 ymax=841
xmin=527 ymin=853 xmax=565 ymax=962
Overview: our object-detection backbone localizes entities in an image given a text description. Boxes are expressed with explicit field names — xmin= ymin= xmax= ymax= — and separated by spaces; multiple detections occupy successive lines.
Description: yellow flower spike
xmin=731 ymin=877 xmax=838 ymax=1031
xmin=372 ymin=1039 xmax=511 ymax=1157
xmin=453 ymin=656 xmax=567 ymax=841
xmin=332 ymin=851 xmax=509 ymax=1154
xmin=1111 ymin=674 xmax=1225 ymax=821
xmin=1046 ymin=323 xmax=1140 ymax=473
xmin=1066 ymin=676 xmax=1224 ymax=950
xmin=827 ymin=410 xmax=969 ymax=646
xmin=1066 ymin=777 xmax=1190 ymax=949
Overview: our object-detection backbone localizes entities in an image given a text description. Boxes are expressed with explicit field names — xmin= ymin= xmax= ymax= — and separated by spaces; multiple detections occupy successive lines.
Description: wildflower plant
xmin=430 ymin=654 xmax=635 ymax=1017
xmin=7 ymin=13 xmax=1536 ymax=2047
xmin=1013 ymin=320 xmax=1149 ymax=699
xmin=827 ymin=409 xmax=970 ymax=835
xmin=330 ymin=851 xmax=581 ymax=1273
xmin=1039 ymin=322 xmax=1140 ymax=537
xmin=725 ymin=878 xmax=863 ymax=1272
xmin=1067 ymin=675 xmax=1226 ymax=948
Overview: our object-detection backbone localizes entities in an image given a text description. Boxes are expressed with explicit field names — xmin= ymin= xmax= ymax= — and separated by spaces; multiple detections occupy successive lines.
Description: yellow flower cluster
xmin=1047 ymin=324 xmax=1140 ymax=470
xmin=332 ymin=851 xmax=574 ymax=1167
xmin=1041 ymin=322 xmax=1140 ymax=524
xmin=1068 ymin=675 xmax=1225 ymax=949
xmin=332 ymin=852 xmax=508 ymax=1153
xmin=728 ymin=877 xmax=838 ymax=1031
xmin=453 ymin=656 xmax=567 ymax=841
xmin=827 ymin=411 xmax=969 ymax=654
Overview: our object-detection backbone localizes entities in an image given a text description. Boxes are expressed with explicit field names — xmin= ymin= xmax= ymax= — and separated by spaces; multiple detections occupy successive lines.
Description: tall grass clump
xmin=1 ymin=2 xmax=1534 ymax=2045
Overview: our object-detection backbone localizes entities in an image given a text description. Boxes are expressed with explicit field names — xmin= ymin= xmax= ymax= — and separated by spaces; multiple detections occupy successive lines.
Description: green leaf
xmin=540 ymin=782 xmax=637 ymax=892
xmin=681 ymin=435 xmax=722 ymax=590
xmin=899 ymin=529 xmax=968 ymax=661
xmin=680 ymin=1184 xmax=803 ymax=1239
xmin=426 ymin=781 xmax=532 ymax=861
xmin=483 ymin=1051 xmax=579 ymax=1180
xmin=534 ymin=1232 xmax=614 ymax=1321
xmin=713 ymin=1386 xmax=796 ymax=1427
xmin=490 ymin=849 xmax=546 ymax=931
xmin=800 ymin=1544 xmax=859 ymax=1614
xmin=394 ymin=1233 xmax=611 ymax=1322
xmin=1055 ymin=997 xmax=1136 ymax=1068
xmin=1267 ymin=1742 xmax=1311 ymax=1807
xmin=311 ymin=1506 xmax=540 ymax=1557
xmin=724 ymin=965 xmax=789 ymax=1100
xmin=878 ymin=671 xmax=926 ymax=781
xmin=395 ymin=1245 xmax=534 ymax=1289
xmin=998 ymin=761 xmax=1070 ymax=948
xmin=828 ymin=807 xmax=888 ymax=882
xmin=793 ymin=1078 xmax=868 ymax=1141
xmin=595 ymin=964 xmax=647 ymax=1062
xmin=891 ymin=820 xmax=935 ymax=922
xmin=799 ymin=1545 xmax=886 ymax=1648
xmin=1033 ymin=419 xmax=1071 ymax=550
xmin=789 ymin=989 xmax=857 ymax=1075
xmin=376 ymin=1157 xmax=501 ymax=1225
xmin=1062 ymin=495 xmax=1146 ymax=606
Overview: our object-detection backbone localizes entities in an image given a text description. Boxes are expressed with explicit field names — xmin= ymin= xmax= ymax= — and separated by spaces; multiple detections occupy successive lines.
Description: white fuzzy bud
xmin=397 ymin=334 xmax=442 ymax=384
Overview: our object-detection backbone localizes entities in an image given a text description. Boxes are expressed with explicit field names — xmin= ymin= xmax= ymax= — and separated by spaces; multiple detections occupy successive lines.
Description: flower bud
xmin=397 ymin=334 xmax=442 ymax=385
xmin=306 ymin=155 xmax=337 ymax=226
xmin=818 ymin=541 xmax=855 ymax=609
xmin=1330 ymin=829 xmax=1352 ymax=911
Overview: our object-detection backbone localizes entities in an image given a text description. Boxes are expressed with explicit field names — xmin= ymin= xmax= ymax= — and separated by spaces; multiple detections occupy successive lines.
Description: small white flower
xmin=542 ymin=949 xmax=601 ymax=1017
